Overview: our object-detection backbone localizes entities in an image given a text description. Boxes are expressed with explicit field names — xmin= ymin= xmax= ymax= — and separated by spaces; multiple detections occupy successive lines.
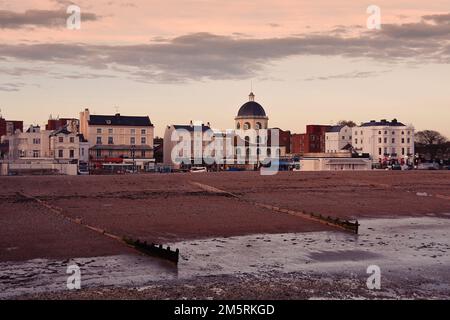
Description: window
xmin=70 ymin=137 xmax=75 ymax=143
xmin=130 ymin=129 xmax=136 ymax=135
xmin=70 ymin=150 xmax=75 ymax=158
xmin=59 ymin=137 xmax=64 ymax=143
xmin=96 ymin=137 xmax=102 ymax=145
xmin=379 ymin=131 xmax=382 ymax=135
xmin=342 ymin=136 xmax=346 ymax=140
xmin=58 ymin=149 xmax=64 ymax=158
xmin=402 ymin=131 xmax=405 ymax=135
xmin=407 ymin=148 xmax=411 ymax=155
xmin=33 ymin=150 xmax=40 ymax=158
xmin=130 ymin=137 xmax=136 ymax=144
xmin=97 ymin=128 xmax=102 ymax=134
xmin=392 ymin=138 xmax=395 ymax=143
xmin=81 ymin=148 xmax=84 ymax=156
xmin=96 ymin=150 xmax=101 ymax=158
xmin=402 ymin=148 xmax=405 ymax=156
xmin=108 ymin=137 xmax=114 ymax=145
xmin=236 ymin=123 xmax=241 ymax=130
xmin=355 ymin=131 xmax=358 ymax=136
xmin=384 ymin=147 xmax=388 ymax=155
xmin=244 ymin=122 xmax=250 ymax=130
xmin=402 ymin=138 xmax=405 ymax=143
xmin=33 ymin=138 xmax=41 ymax=144
xmin=407 ymin=138 xmax=411 ymax=143
xmin=360 ymin=131 xmax=363 ymax=135
xmin=378 ymin=138 xmax=382 ymax=143
xmin=392 ymin=148 xmax=396 ymax=155
xmin=355 ymin=139 xmax=358 ymax=144
xmin=384 ymin=138 xmax=387 ymax=143
xmin=141 ymin=129 xmax=146 ymax=135
xmin=379 ymin=148 xmax=382 ymax=155
xmin=256 ymin=122 xmax=262 ymax=130
xmin=384 ymin=131 xmax=387 ymax=134
xmin=141 ymin=137 xmax=146 ymax=144
xmin=361 ymin=139 xmax=363 ymax=144
xmin=108 ymin=128 xmax=113 ymax=134
xmin=392 ymin=131 xmax=395 ymax=135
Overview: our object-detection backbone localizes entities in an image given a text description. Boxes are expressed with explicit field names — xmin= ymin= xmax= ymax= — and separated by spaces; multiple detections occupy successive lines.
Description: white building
xmin=79 ymin=109 xmax=154 ymax=165
xmin=325 ymin=125 xmax=352 ymax=153
xmin=2 ymin=125 xmax=51 ymax=159
xmin=352 ymin=119 xmax=415 ymax=164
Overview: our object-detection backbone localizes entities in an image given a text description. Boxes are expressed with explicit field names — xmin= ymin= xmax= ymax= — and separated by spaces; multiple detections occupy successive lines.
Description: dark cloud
xmin=0 ymin=9 xmax=99 ymax=29
xmin=0 ymin=13 xmax=448 ymax=82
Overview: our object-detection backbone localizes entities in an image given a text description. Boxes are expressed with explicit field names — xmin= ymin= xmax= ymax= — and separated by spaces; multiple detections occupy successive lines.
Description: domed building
xmin=235 ymin=92 xmax=269 ymax=130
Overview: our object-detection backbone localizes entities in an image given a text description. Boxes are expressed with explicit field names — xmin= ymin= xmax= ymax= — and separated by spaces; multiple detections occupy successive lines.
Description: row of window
xmin=96 ymin=128 xmax=147 ymax=135
xmin=21 ymin=149 xmax=77 ymax=158
xmin=95 ymin=150 xmax=147 ymax=158
xmin=355 ymin=130 xmax=411 ymax=136
xmin=96 ymin=136 xmax=147 ymax=145
xmin=378 ymin=147 xmax=411 ymax=156
xmin=236 ymin=122 xmax=266 ymax=130
xmin=354 ymin=137 xmax=412 ymax=145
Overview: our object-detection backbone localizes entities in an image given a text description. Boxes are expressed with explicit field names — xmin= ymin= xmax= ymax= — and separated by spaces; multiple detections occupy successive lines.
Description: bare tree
xmin=415 ymin=130 xmax=447 ymax=145
xmin=337 ymin=120 xmax=357 ymax=127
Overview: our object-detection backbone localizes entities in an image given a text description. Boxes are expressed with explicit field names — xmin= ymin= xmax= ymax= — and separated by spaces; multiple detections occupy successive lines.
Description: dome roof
xmin=236 ymin=93 xmax=267 ymax=117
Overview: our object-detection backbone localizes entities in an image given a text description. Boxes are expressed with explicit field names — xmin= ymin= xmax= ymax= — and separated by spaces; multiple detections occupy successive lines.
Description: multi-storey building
xmin=352 ymin=119 xmax=415 ymax=164
xmin=79 ymin=109 xmax=155 ymax=168
xmin=291 ymin=125 xmax=331 ymax=154
xmin=0 ymin=117 xmax=23 ymax=138
xmin=325 ymin=125 xmax=353 ymax=153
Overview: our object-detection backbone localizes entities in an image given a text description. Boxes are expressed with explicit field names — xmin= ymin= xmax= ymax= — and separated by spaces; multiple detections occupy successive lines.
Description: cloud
xmin=303 ymin=70 xmax=392 ymax=81
xmin=0 ymin=9 xmax=99 ymax=29
xmin=0 ymin=13 xmax=448 ymax=82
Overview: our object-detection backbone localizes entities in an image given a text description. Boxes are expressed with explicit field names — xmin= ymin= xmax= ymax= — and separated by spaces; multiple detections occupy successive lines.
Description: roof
xmin=89 ymin=114 xmax=153 ymax=127
xmin=172 ymin=124 xmax=211 ymax=132
xmin=361 ymin=119 xmax=405 ymax=127
xmin=237 ymin=101 xmax=267 ymax=118
xmin=327 ymin=125 xmax=344 ymax=133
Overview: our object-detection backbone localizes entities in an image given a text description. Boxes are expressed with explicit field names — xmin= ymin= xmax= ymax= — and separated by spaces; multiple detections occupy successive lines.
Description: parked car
xmin=190 ymin=166 xmax=207 ymax=173
xmin=417 ymin=163 xmax=440 ymax=170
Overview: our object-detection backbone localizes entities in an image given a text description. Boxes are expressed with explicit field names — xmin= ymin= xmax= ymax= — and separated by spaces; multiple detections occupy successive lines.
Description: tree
xmin=415 ymin=130 xmax=448 ymax=161
xmin=336 ymin=120 xmax=357 ymax=127
xmin=415 ymin=130 xmax=447 ymax=145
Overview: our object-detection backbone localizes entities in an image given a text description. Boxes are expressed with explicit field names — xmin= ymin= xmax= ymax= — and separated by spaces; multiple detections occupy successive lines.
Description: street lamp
xmin=131 ymin=144 xmax=136 ymax=173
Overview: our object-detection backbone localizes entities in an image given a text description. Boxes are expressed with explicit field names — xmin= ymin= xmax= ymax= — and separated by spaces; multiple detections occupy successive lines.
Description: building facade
xmin=0 ymin=117 xmax=23 ymax=138
xmin=291 ymin=125 xmax=331 ymax=154
xmin=352 ymin=119 xmax=415 ymax=164
xmin=325 ymin=125 xmax=352 ymax=153
xmin=79 ymin=109 xmax=155 ymax=164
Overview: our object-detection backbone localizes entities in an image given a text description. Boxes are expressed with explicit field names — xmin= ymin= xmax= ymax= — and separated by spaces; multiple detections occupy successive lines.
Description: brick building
xmin=291 ymin=125 xmax=331 ymax=154
xmin=0 ymin=117 xmax=23 ymax=137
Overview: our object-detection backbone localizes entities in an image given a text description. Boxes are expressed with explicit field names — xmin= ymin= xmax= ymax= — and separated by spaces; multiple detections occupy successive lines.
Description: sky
xmin=0 ymin=0 xmax=449 ymax=137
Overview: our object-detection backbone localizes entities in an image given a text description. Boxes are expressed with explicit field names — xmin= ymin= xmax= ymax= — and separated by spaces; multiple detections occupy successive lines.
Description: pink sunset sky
xmin=1 ymin=0 xmax=449 ymax=136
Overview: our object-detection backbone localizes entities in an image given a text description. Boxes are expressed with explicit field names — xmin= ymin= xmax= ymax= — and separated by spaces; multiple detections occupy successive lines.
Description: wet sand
xmin=0 ymin=171 xmax=449 ymax=299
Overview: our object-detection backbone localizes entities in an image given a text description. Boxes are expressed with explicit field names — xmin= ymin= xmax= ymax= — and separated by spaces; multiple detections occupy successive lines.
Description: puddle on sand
xmin=1 ymin=216 xmax=449 ymax=299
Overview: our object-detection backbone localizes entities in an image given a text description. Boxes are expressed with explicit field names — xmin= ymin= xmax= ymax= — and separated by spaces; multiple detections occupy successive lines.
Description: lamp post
xmin=131 ymin=144 xmax=136 ymax=173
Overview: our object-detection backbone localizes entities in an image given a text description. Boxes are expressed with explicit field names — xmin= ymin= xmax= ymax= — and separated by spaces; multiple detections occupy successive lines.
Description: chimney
xmin=190 ymin=120 xmax=193 ymax=127
xmin=207 ymin=122 xmax=211 ymax=127
xmin=115 ymin=113 xmax=120 ymax=117
xmin=392 ymin=118 xmax=398 ymax=123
